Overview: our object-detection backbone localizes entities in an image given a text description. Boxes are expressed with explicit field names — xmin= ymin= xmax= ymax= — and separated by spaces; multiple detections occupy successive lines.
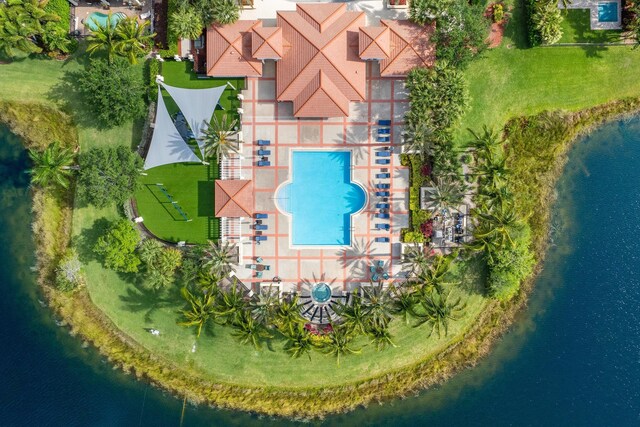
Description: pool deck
xmin=72 ymin=1 xmax=152 ymax=35
xmin=232 ymin=61 xmax=410 ymax=293
xmin=559 ymin=0 xmax=622 ymax=30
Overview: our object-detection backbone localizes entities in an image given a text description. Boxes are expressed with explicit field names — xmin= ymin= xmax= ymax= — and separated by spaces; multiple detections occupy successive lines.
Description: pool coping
xmin=274 ymin=148 xmax=369 ymax=250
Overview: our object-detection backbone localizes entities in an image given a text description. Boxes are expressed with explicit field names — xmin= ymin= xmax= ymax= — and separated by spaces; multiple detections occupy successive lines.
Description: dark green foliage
xmin=78 ymin=58 xmax=146 ymax=128
xmin=145 ymin=58 xmax=162 ymax=101
xmin=93 ymin=219 xmax=141 ymax=273
xmin=0 ymin=0 xmax=61 ymax=56
xmin=27 ymin=140 xmax=75 ymax=189
xmin=43 ymin=0 xmax=69 ymax=32
xmin=487 ymin=225 xmax=535 ymax=301
xmin=138 ymin=239 xmax=183 ymax=290
xmin=77 ymin=145 xmax=142 ymax=208
xmin=409 ymin=0 xmax=453 ymax=25
xmin=526 ymin=0 xmax=563 ymax=46
xmin=433 ymin=0 xmax=490 ymax=69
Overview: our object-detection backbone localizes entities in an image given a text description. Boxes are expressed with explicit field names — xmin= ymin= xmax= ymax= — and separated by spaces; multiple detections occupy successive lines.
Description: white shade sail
xmin=143 ymin=89 xmax=202 ymax=170
xmin=160 ymin=82 xmax=226 ymax=157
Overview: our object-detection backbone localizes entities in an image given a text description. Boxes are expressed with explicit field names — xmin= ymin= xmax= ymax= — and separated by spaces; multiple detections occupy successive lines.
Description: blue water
xmin=276 ymin=151 xmax=366 ymax=246
xmin=598 ymin=2 xmax=618 ymax=22
xmin=2 ymin=117 xmax=640 ymax=426
xmin=86 ymin=12 xmax=125 ymax=31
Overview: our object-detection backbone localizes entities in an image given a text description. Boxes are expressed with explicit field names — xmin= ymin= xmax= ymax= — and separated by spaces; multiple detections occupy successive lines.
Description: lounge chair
xmin=377 ymin=260 xmax=384 ymax=267
xmin=257 ymin=139 xmax=270 ymax=146
xmin=375 ymin=213 xmax=390 ymax=219
xmin=255 ymin=224 xmax=268 ymax=230
xmin=375 ymin=191 xmax=390 ymax=197
xmin=256 ymin=257 xmax=263 ymax=263
xmin=256 ymin=271 xmax=263 ymax=278
xmin=377 ymin=128 xmax=391 ymax=135
xmin=258 ymin=149 xmax=271 ymax=156
xmin=257 ymin=160 xmax=271 ymax=167
xmin=255 ymin=213 xmax=268 ymax=219
xmin=382 ymin=272 xmax=389 ymax=280
xmin=264 ymin=265 xmax=271 ymax=271
xmin=375 ymin=237 xmax=390 ymax=243
xmin=378 ymin=119 xmax=391 ymax=126
xmin=255 ymin=235 xmax=267 ymax=241
xmin=377 ymin=136 xmax=391 ymax=143
xmin=371 ymin=273 xmax=379 ymax=282
xmin=375 ymin=173 xmax=390 ymax=179
xmin=375 ymin=224 xmax=390 ymax=230
xmin=375 ymin=183 xmax=390 ymax=189
xmin=376 ymin=151 xmax=391 ymax=157
xmin=376 ymin=203 xmax=389 ymax=209
xmin=376 ymin=159 xmax=390 ymax=165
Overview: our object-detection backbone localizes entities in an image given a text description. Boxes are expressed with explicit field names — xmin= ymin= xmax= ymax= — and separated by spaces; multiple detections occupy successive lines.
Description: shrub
xmin=94 ymin=219 xmax=141 ymax=273
xmin=409 ymin=0 xmax=453 ymax=25
xmin=138 ymin=239 xmax=183 ymax=290
xmin=412 ymin=209 xmax=431 ymax=229
xmin=493 ymin=3 xmax=504 ymax=23
xmin=170 ymin=5 xmax=204 ymax=40
xmin=419 ymin=220 xmax=434 ymax=239
xmin=43 ymin=0 xmax=70 ymax=33
xmin=402 ymin=230 xmax=426 ymax=243
xmin=420 ymin=162 xmax=432 ymax=177
xmin=145 ymin=58 xmax=162 ymax=100
xmin=526 ymin=0 xmax=563 ymax=46
xmin=56 ymin=250 xmax=83 ymax=291
xmin=487 ymin=225 xmax=535 ymax=301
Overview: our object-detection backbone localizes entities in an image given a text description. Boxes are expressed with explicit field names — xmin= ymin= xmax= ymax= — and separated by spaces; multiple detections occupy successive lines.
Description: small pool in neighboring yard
xmin=598 ymin=2 xmax=618 ymax=22
xmin=85 ymin=12 xmax=126 ymax=31
xmin=276 ymin=151 xmax=366 ymax=246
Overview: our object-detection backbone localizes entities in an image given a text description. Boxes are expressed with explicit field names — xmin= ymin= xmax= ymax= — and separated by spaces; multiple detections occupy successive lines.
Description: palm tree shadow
xmin=119 ymin=282 xmax=179 ymax=323
xmin=336 ymin=237 xmax=375 ymax=270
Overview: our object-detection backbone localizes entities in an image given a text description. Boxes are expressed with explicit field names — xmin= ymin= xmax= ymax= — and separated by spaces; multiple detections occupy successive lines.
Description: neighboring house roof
xmin=379 ymin=20 xmax=436 ymax=77
xmin=358 ymin=26 xmax=391 ymax=60
xmin=251 ymin=24 xmax=283 ymax=60
xmin=206 ymin=21 xmax=263 ymax=77
xmin=214 ymin=179 xmax=254 ymax=218
xmin=276 ymin=3 xmax=366 ymax=118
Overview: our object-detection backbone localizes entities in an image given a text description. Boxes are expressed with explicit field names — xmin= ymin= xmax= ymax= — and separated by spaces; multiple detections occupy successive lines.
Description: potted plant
xmin=387 ymin=0 xmax=408 ymax=10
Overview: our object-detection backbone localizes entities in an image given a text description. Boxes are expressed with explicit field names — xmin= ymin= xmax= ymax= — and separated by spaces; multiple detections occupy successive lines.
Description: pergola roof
xmin=143 ymin=89 xmax=201 ymax=170
xmin=214 ymin=179 xmax=254 ymax=218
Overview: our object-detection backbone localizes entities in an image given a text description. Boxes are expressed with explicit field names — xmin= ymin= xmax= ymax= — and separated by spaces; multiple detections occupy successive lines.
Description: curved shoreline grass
xmin=5 ymin=96 xmax=640 ymax=418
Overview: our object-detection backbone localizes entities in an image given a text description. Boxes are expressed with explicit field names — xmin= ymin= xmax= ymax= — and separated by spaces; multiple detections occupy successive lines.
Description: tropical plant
xmin=77 ymin=145 xmax=143 ymax=207
xmin=179 ymin=286 xmax=215 ymax=338
xmin=368 ymin=324 xmax=396 ymax=351
xmin=27 ymin=141 xmax=75 ymax=189
xmin=468 ymin=125 xmax=502 ymax=158
xmin=322 ymin=326 xmax=361 ymax=366
xmin=413 ymin=291 xmax=466 ymax=338
xmin=472 ymin=203 xmax=522 ymax=250
xmin=41 ymin=25 xmax=73 ymax=53
xmin=249 ymin=286 xmax=279 ymax=326
xmin=86 ymin=13 xmax=119 ymax=63
xmin=422 ymin=177 xmax=464 ymax=214
xmin=211 ymin=0 xmax=240 ymax=25
xmin=93 ymin=219 xmax=141 ymax=273
xmin=0 ymin=0 xmax=60 ymax=57
xmin=282 ymin=323 xmax=315 ymax=360
xmin=114 ymin=17 xmax=154 ymax=65
xmin=402 ymin=243 xmax=430 ymax=276
xmin=390 ymin=285 xmax=416 ymax=325
xmin=275 ymin=295 xmax=305 ymax=330
xmin=412 ymin=251 xmax=459 ymax=295
xmin=199 ymin=240 xmax=238 ymax=276
xmin=138 ymin=239 xmax=183 ymax=290
xmin=170 ymin=5 xmax=203 ymax=40
xmin=532 ymin=0 xmax=563 ymax=45
xmin=200 ymin=114 xmax=240 ymax=160
xmin=335 ymin=294 xmax=370 ymax=335
xmin=361 ymin=283 xmax=393 ymax=330
xmin=402 ymin=120 xmax=436 ymax=159
xmin=474 ymin=151 xmax=510 ymax=192
xmin=214 ymin=280 xmax=246 ymax=325
xmin=232 ymin=310 xmax=271 ymax=350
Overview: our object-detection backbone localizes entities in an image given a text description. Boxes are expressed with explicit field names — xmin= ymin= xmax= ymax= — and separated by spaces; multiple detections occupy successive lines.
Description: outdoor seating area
xmin=430 ymin=207 xmax=470 ymax=251
xmin=72 ymin=0 xmax=152 ymax=35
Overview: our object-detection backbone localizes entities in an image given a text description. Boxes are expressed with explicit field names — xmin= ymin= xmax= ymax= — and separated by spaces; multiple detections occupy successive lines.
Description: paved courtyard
xmin=233 ymin=62 xmax=410 ymax=293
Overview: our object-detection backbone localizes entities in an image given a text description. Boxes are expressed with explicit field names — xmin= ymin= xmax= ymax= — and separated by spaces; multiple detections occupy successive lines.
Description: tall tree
xmin=422 ymin=177 xmax=464 ymax=214
xmin=27 ymin=141 xmax=75 ymax=189
xmin=138 ymin=239 xmax=183 ymax=290
xmin=211 ymin=0 xmax=240 ymax=25
xmin=199 ymin=240 xmax=238 ymax=276
xmin=249 ymin=286 xmax=279 ymax=326
xmin=322 ymin=326 xmax=361 ymax=366
xmin=232 ymin=311 xmax=271 ymax=350
xmin=93 ymin=219 xmax=141 ymax=273
xmin=390 ymin=285 xmax=416 ymax=325
xmin=413 ymin=291 xmax=466 ymax=338
xmin=114 ymin=17 xmax=154 ymax=65
xmin=412 ymin=251 xmax=459 ymax=295
xmin=170 ymin=5 xmax=203 ymax=40
xmin=335 ymin=293 xmax=370 ymax=336
xmin=214 ymin=281 xmax=245 ymax=325
xmin=200 ymin=114 xmax=239 ymax=160
xmin=282 ymin=323 xmax=314 ymax=360
xmin=178 ymin=286 xmax=215 ymax=338
xmin=86 ymin=13 xmax=119 ymax=63
xmin=472 ymin=203 xmax=522 ymax=250
xmin=361 ymin=283 xmax=393 ymax=330
xmin=275 ymin=295 xmax=305 ymax=330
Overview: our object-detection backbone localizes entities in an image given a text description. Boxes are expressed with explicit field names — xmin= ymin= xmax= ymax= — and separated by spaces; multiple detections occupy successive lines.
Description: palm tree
xmin=402 ymin=243 xmax=430 ymax=276
xmin=199 ymin=240 xmax=237 ymax=276
xmin=413 ymin=291 xmax=466 ymax=338
xmin=475 ymin=151 xmax=510 ymax=193
xmin=472 ymin=203 xmax=522 ymax=249
xmin=335 ymin=294 xmax=369 ymax=335
xmin=28 ymin=141 xmax=75 ymax=189
xmin=468 ymin=125 xmax=502 ymax=158
xmin=275 ymin=295 xmax=305 ymax=330
xmin=0 ymin=0 xmax=58 ymax=57
xmin=412 ymin=251 xmax=459 ymax=295
xmin=422 ymin=177 xmax=464 ymax=214
xmin=390 ymin=285 xmax=416 ymax=325
xmin=368 ymin=324 xmax=396 ymax=351
xmin=170 ymin=6 xmax=203 ymax=40
xmin=322 ymin=326 xmax=361 ymax=366
xmin=199 ymin=114 xmax=239 ymax=160
xmin=211 ymin=0 xmax=240 ymax=25
xmin=232 ymin=311 xmax=271 ymax=350
xmin=559 ymin=0 xmax=573 ymax=10
xmin=41 ymin=25 xmax=73 ymax=54
xmin=114 ymin=17 xmax=154 ymax=65
xmin=361 ymin=283 xmax=393 ymax=330
xmin=282 ymin=323 xmax=314 ymax=360
xmin=249 ymin=286 xmax=279 ymax=326
xmin=178 ymin=286 xmax=215 ymax=338
xmin=86 ymin=13 xmax=119 ymax=63
xmin=214 ymin=281 xmax=245 ymax=325
xmin=402 ymin=120 xmax=436 ymax=158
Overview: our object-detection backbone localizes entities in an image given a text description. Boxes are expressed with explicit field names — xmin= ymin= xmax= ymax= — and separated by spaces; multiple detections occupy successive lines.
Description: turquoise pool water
xmin=598 ymin=2 xmax=618 ymax=22
xmin=86 ymin=12 xmax=125 ymax=31
xmin=276 ymin=151 xmax=366 ymax=246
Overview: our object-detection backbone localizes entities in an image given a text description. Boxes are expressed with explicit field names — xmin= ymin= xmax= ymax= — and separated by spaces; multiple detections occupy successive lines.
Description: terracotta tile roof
xmin=358 ymin=26 xmax=391 ymax=60
xmin=251 ymin=24 xmax=283 ymax=60
xmin=379 ymin=20 xmax=436 ymax=76
xmin=276 ymin=4 xmax=366 ymax=118
xmin=214 ymin=179 xmax=254 ymax=218
xmin=206 ymin=21 xmax=263 ymax=77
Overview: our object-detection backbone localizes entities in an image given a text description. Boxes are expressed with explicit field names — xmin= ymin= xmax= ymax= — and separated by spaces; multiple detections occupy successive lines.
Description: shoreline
xmin=3 ymin=98 xmax=640 ymax=419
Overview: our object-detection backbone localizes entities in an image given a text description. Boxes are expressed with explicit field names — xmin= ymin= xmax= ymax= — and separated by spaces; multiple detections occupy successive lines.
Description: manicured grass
xmin=135 ymin=162 xmax=219 ymax=244
xmin=454 ymin=0 xmax=640 ymax=143
xmin=558 ymin=9 xmax=622 ymax=44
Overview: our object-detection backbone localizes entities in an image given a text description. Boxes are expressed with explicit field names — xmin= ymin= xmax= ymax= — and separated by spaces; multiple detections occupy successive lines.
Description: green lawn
xmin=558 ymin=9 xmax=622 ymax=44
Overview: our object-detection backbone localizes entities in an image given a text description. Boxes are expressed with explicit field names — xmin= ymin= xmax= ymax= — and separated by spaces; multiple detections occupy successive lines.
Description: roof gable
xmin=358 ymin=26 xmax=391 ymax=60
xmin=207 ymin=21 xmax=263 ymax=77
xmin=252 ymin=25 xmax=283 ymax=59
xmin=214 ymin=179 xmax=254 ymax=218
xmin=379 ymin=20 xmax=436 ymax=76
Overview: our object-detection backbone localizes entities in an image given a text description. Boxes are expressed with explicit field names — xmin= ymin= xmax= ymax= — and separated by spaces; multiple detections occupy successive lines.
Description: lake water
xmin=1 ymin=116 xmax=639 ymax=426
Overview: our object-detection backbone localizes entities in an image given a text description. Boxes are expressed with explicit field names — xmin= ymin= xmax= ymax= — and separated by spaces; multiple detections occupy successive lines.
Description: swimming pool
xmin=598 ymin=2 xmax=618 ymax=23
xmin=276 ymin=151 xmax=366 ymax=246
xmin=86 ymin=12 xmax=126 ymax=31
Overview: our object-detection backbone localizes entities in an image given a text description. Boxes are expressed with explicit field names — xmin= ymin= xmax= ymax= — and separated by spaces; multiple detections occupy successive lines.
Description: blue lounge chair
xmin=375 ymin=213 xmax=390 ymax=219
xmin=377 ymin=260 xmax=384 ymax=267
xmin=375 ymin=224 xmax=390 ymax=231
xmin=257 ymin=139 xmax=270 ymax=146
xmin=255 ymin=235 xmax=267 ymax=242
xmin=256 ymin=271 xmax=263 ymax=278
xmin=375 ymin=237 xmax=390 ymax=243
xmin=371 ymin=273 xmax=379 ymax=282
xmin=376 ymin=203 xmax=389 ymax=209
xmin=375 ymin=183 xmax=390 ymax=189
xmin=376 ymin=159 xmax=390 ymax=165
xmin=258 ymin=149 xmax=271 ymax=156
xmin=377 ymin=136 xmax=391 ymax=143
xmin=255 ymin=224 xmax=268 ymax=231
xmin=375 ymin=191 xmax=390 ymax=197
xmin=382 ymin=272 xmax=389 ymax=280
xmin=376 ymin=173 xmax=390 ymax=179
xmin=255 ymin=213 xmax=268 ymax=219
xmin=376 ymin=151 xmax=391 ymax=157
xmin=377 ymin=128 xmax=391 ymax=135
xmin=378 ymin=119 xmax=391 ymax=126
xmin=257 ymin=160 xmax=271 ymax=167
